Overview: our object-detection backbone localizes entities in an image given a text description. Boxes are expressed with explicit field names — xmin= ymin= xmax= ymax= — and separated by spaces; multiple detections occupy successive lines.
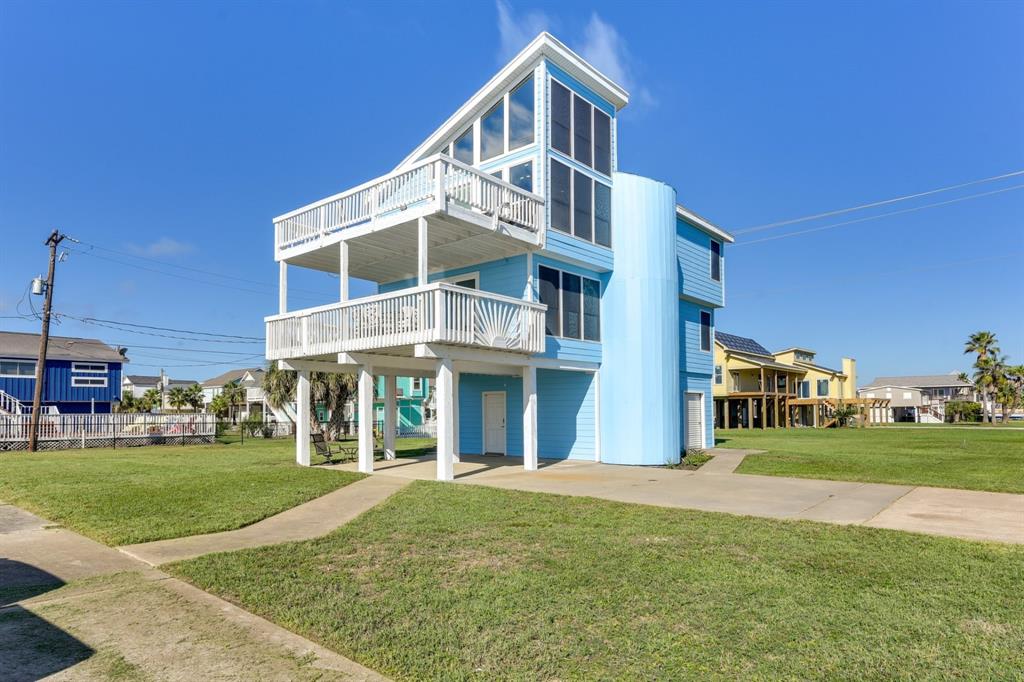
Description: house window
xmin=551 ymin=80 xmax=571 ymax=155
xmin=902 ymin=391 xmax=912 ymax=400
xmin=72 ymin=362 xmax=107 ymax=373
xmin=509 ymin=161 xmax=533 ymax=192
xmin=72 ymin=375 xmax=107 ymax=388
xmin=549 ymin=159 xmax=611 ymax=246
xmin=481 ymin=100 xmax=505 ymax=161
xmin=412 ymin=378 xmax=422 ymax=394
xmin=710 ymin=240 xmax=722 ymax=282
xmin=508 ymin=75 xmax=534 ymax=150
xmin=714 ymin=365 xmax=723 ymax=385
xmin=572 ymin=94 xmax=592 ymax=166
xmin=594 ymin=109 xmax=611 ymax=174
xmin=0 ymin=359 xmax=36 ymax=377
xmin=550 ymin=160 xmax=571 ymax=232
xmin=800 ymin=381 xmax=810 ymax=398
xmin=817 ymin=379 xmax=829 ymax=396
xmin=699 ymin=311 xmax=712 ymax=352
xmin=538 ymin=265 xmax=600 ymax=342
xmin=453 ymin=126 xmax=474 ymax=164
xmin=731 ymin=371 xmax=740 ymax=390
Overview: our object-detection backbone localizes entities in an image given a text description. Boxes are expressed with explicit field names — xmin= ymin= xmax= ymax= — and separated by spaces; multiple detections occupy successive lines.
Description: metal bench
xmin=311 ymin=432 xmax=357 ymax=464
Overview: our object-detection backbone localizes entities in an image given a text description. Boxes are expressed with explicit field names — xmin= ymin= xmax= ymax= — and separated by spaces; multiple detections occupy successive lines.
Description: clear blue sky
xmin=2 ymin=0 xmax=1021 ymax=383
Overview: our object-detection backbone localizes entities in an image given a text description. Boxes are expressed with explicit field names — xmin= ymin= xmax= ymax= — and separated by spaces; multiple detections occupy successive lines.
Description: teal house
xmin=267 ymin=33 xmax=732 ymax=478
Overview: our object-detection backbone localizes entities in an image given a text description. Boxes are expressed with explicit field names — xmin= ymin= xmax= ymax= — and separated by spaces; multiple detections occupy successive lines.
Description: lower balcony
xmin=266 ymin=283 xmax=546 ymax=360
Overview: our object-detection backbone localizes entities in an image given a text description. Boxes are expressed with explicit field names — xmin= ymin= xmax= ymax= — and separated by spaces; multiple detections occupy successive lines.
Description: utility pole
xmin=28 ymin=230 xmax=66 ymax=452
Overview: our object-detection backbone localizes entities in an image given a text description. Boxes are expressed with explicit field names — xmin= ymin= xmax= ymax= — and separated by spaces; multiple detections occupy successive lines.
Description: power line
xmin=66 ymin=315 xmax=263 ymax=340
xmin=733 ymin=169 xmax=1024 ymax=235
xmin=69 ymin=238 xmax=328 ymax=296
xmin=108 ymin=343 xmax=267 ymax=356
xmin=734 ymin=184 xmax=1024 ymax=247
xmin=58 ymin=314 xmax=265 ymax=344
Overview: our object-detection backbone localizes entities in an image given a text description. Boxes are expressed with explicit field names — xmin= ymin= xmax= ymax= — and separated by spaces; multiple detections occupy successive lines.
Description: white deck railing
xmin=274 ymin=155 xmax=545 ymax=253
xmin=266 ymin=283 xmax=546 ymax=360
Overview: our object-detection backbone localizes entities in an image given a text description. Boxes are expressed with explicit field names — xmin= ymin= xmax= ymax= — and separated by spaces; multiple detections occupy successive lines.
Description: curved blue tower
xmin=600 ymin=172 xmax=680 ymax=465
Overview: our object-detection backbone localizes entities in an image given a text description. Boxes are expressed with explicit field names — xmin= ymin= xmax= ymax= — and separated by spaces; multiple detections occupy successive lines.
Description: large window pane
xmin=583 ymin=278 xmax=600 ymax=341
xmin=562 ymin=272 xmax=582 ymax=339
xmin=573 ymin=172 xmax=592 ymax=241
xmin=573 ymin=95 xmax=592 ymax=166
xmin=508 ymin=76 xmax=534 ymax=150
xmin=510 ymin=161 xmax=532 ymax=192
xmin=551 ymin=81 xmax=571 ymax=155
xmin=711 ymin=240 xmax=721 ymax=281
xmin=550 ymin=160 xmax=571 ymax=233
xmin=594 ymin=182 xmax=611 ymax=247
xmin=454 ymin=127 xmax=473 ymax=164
xmin=481 ymin=100 xmax=505 ymax=161
xmin=594 ymin=110 xmax=611 ymax=174
xmin=538 ymin=266 xmax=560 ymax=336
xmin=700 ymin=311 xmax=712 ymax=351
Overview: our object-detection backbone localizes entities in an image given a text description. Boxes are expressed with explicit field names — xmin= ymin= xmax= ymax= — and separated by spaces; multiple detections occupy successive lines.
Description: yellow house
xmin=713 ymin=333 xmax=879 ymax=428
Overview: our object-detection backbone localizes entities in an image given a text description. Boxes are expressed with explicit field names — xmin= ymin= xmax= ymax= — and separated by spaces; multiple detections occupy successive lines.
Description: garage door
xmin=685 ymin=392 xmax=703 ymax=450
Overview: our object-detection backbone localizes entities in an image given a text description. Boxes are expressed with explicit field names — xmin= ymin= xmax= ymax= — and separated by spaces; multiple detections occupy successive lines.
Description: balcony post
xmin=278 ymin=261 xmax=287 ymax=314
xmin=435 ymin=159 xmax=446 ymax=212
xmin=383 ymin=374 xmax=396 ymax=460
xmin=339 ymin=241 xmax=349 ymax=302
xmin=296 ymin=370 xmax=310 ymax=466
xmin=358 ymin=365 xmax=375 ymax=473
xmin=435 ymin=357 xmax=454 ymax=481
xmin=522 ymin=364 xmax=538 ymax=471
xmin=418 ymin=217 xmax=429 ymax=286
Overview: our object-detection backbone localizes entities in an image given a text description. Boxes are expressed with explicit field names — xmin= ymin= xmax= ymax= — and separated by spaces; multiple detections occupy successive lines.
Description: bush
xmin=668 ymin=449 xmax=713 ymax=469
xmin=946 ymin=400 xmax=982 ymax=423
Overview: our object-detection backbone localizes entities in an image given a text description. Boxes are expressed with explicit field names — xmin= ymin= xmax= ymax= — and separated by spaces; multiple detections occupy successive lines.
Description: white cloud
xmin=126 ymin=237 xmax=194 ymax=258
xmin=495 ymin=0 xmax=552 ymax=63
xmin=578 ymin=13 xmax=656 ymax=110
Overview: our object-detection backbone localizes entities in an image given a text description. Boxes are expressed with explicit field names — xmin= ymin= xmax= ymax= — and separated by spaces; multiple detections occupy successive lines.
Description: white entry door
xmin=685 ymin=392 xmax=704 ymax=450
xmin=483 ymin=391 xmax=507 ymax=455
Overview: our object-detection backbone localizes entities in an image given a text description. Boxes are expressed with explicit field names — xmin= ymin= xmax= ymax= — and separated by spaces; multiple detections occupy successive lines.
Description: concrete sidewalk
xmin=121 ymin=475 xmax=410 ymax=565
xmin=0 ymin=503 xmax=388 ymax=680
xmin=327 ymin=452 xmax=1023 ymax=544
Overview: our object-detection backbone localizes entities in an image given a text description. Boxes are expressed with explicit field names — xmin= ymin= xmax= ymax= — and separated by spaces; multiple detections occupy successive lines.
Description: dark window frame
xmin=699 ymin=311 xmax=712 ymax=352
xmin=710 ymin=239 xmax=722 ymax=282
xmin=548 ymin=158 xmax=611 ymax=248
xmin=550 ymin=80 xmax=572 ymax=156
xmin=548 ymin=75 xmax=612 ymax=178
xmin=538 ymin=265 xmax=600 ymax=342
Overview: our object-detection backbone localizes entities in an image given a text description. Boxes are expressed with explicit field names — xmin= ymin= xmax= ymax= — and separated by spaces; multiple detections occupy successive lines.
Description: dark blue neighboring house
xmin=0 ymin=331 xmax=126 ymax=414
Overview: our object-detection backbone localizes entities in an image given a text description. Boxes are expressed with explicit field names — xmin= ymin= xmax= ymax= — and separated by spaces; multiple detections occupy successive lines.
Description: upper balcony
xmin=274 ymin=155 xmax=545 ymax=283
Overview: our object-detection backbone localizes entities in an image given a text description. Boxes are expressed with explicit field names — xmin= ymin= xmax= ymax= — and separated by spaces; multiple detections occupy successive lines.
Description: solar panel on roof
xmin=715 ymin=332 xmax=771 ymax=356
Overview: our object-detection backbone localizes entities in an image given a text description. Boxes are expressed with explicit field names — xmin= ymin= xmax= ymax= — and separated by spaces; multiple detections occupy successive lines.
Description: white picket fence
xmin=0 ymin=413 xmax=217 ymax=451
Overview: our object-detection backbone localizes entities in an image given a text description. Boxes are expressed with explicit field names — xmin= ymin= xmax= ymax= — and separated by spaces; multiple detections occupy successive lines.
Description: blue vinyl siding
xmin=380 ymin=255 xmax=526 ymax=299
xmin=679 ymin=301 xmax=714 ymax=376
xmin=543 ymin=229 xmax=613 ymax=271
xmin=0 ymin=359 xmax=122 ymax=410
xmin=676 ymin=217 xmax=724 ymax=307
xmin=458 ymin=373 xmax=524 ymax=456
xmin=537 ymin=369 xmax=595 ymax=460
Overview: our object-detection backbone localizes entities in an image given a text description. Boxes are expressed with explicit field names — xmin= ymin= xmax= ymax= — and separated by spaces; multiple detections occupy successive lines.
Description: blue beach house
xmin=0 ymin=331 xmax=125 ymax=415
xmin=266 ymin=33 xmax=732 ymax=478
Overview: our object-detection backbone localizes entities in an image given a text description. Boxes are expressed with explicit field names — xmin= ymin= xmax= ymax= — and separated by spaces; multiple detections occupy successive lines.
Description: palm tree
xmin=956 ymin=372 xmax=969 ymax=384
xmin=965 ymin=331 xmax=1000 ymax=423
xmin=185 ymin=384 xmax=204 ymax=412
xmin=209 ymin=393 xmax=230 ymax=419
xmin=167 ymin=386 xmax=189 ymax=412
xmin=141 ymin=388 xmax=161 ymax=413
xmin=116 ymin=393 xmax=139 ymax=413
xmin=220 ymin=382 xmax=246 ymax=425
xmin=262 ymin=362 xmax=357 ymax=439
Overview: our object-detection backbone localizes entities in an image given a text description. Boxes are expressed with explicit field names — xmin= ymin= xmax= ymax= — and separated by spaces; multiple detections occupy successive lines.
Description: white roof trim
xmin=676 ymin=204 xmax=735 ymax=243
xmin=395 ymin=32 xmax=629 ymax=171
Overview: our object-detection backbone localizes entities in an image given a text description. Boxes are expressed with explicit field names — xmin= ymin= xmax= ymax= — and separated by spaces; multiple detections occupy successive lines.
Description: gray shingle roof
xmin=202 ymin=367 xmax=264 ymax=388
xmin=715 ymin=332 xmax=771 ymax=356
xmin=0 ymin=331 xmax=125 ymax=362
xmin=863 ymin=374 xmax=973 ymax=389
xmin=124 ymin=375 xmax=160 ymax=384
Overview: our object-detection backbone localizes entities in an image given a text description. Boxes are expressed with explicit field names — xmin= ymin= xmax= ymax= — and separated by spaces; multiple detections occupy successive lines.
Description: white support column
xmin=295 ymin=370 xmax=310 ymax=466
xmin=452 ymin=369 xmax=460 ymax=462
xmin=383 ymin=374 xmax=396 ymax=460
xmin=417 ymin=217 xmax=429 ymax=286
xmin=435 ymin=358 xmax=455 ymax=481
xmin=522 ymin=364 xmax=538 ymax=471
xmin=278 ymin=261 xmax=288 ymax=314
xmin=339 ymin=241 xmax=349 ymax=302
xmin=358 ymin=365 xmax=375 ymax=473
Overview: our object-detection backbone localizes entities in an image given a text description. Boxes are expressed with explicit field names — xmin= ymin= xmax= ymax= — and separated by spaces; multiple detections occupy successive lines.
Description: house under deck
xmin=268 ymin=154 xmax=581 ymax=480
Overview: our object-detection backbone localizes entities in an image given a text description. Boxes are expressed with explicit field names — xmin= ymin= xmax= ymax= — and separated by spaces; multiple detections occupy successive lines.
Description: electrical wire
xmin=733 ymin=169 xmax=1024 ymax=235
xmin=56 ymin=314 xmax=265 ymax=344
xmin=734 ymin=184 xmax=1024 ymax=246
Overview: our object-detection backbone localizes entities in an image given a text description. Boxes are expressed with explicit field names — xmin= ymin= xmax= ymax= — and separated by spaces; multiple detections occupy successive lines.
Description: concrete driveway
xmin=328 ymin=450 xmax=1024 ymax=544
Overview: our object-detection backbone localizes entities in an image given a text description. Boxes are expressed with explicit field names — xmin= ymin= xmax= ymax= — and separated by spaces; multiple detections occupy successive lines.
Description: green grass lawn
xmin=718 ymin=427 xmax=1024 ymax=493
xmin=169 ymin=482 xmax=1024 ymax=680
xmin=0 ymin=439 xmax=363 ymax=545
